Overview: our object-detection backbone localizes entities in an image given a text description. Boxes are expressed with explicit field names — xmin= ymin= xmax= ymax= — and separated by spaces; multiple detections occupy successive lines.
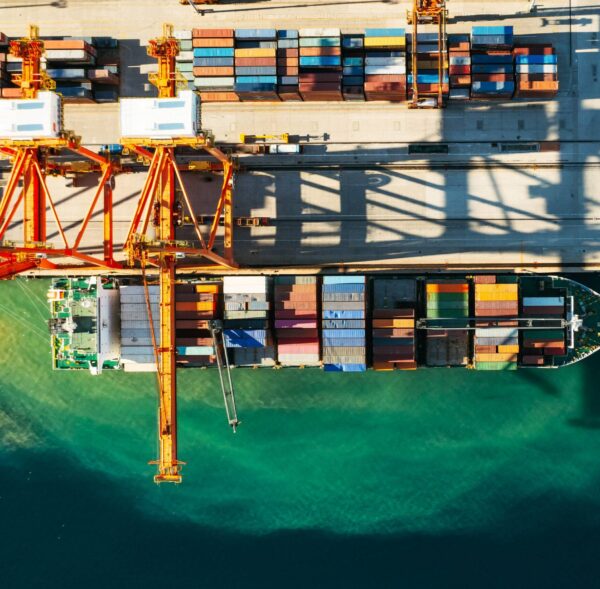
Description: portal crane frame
xmin=123 ymin=24 xmax=238 ymax=484
xmin=0 ymin=26 xmax=122 ymax=279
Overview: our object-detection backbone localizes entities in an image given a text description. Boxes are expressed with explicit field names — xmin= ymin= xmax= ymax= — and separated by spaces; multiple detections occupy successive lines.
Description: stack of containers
xmin=321 ymin=276 xmax=366 ymax=372
xmin=474 ymin=326 xmax=519 ymax=370
xmin=277 ymin=30 xmax=301 ymax=101
xmin=521 ymin=329 xmax=566 ymax=366
xmin=473 ymin=276 xmax=519 ymax=370
xmin=192 ymin=28 xmax=237 ymax=101
xmin=234 ymin=29 xmax=279 ymax=101
xmin=341 ymin=34 xmax=364 ymax=101
xmin=175 ymin=281 xmax=220 ymax=367
xmin=371 ymin=279 xmax=417 ymax=370
xmin=514 ymin=44 xmax=558 ymax=99
xmin=425 ymin=280 xmax=469 ymax=319
xmin=120 ymin=285 xmax=159 ymax=372
xmin=363 ymin=28 xmax=406 ymax=101
xmin=522 ymin=294 xmax=565 ymax=317
xmin=407 ymin=32 xmax=448 ymax=103
xmin=274 ymin=276 xmax=320 ymax=366
xmin=174 ymin=30 xmax=194 ymax=90
xmin=470 ymin=26 xmax=514 ymax=100
xmin=222 ymin=276 xmax=276 ymax=367
xmin=88 ymin=37 xmax=120 ymax=103
xmin=448 ymin=34 xmax=471 ymax=100
xmin=43 ymin=39 xmax=97 ymax=102
xmin=3 ymin=51 xmax=23 ymax=97
xmin=299 ymin=28 xmax=342 ymax=101
xmin=425 ymin=279 xmax=469 ymax=367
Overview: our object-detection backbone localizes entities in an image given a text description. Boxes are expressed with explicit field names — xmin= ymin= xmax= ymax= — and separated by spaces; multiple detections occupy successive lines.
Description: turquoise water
xmin=2 ymin=277 xmax=600 ymax=587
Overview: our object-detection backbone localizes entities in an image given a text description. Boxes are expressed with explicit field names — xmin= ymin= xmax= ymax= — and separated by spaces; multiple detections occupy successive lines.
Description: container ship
xmin=47 ymin=273 xmax=600 ymax=374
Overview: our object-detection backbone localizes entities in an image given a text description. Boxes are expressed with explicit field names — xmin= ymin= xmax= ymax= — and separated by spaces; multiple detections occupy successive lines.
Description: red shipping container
xmin=235 ymin=57 xmax=277 ymax=66
xmin=299 ymin=72 xmax=342 ymax=82
xmin=449 ymin=65 xmax=471 ymax=75
xmin=544 ymin=346 xmax=566 ymax=356
xmin=523 ymin=305 xmax=563 ymax=315
xmin=365 ymin=74 xmax=406 ymax=83
xmin=193 ymin=29 xmax=234 ymax=38
xmin=364 ymin=82 xmax=406 ymax=92
xmin=522 ymin=355 xmax=544 ymax=365
xmin=372 ymin=308 xmax=414 ymax=318
xmin=299 ymin=83 xmax=341 ymax=91
xmin=448 ymin=41 xmax=470 ymax=51
xmin=517 ymin=73 xmax=558 ymax=82
xmin=529 ymin=340 xmax=564 ymax=349
xmin=475 ymin=345 xmax=497 ymax=353
xmin=472 ymin=73 xmax=513 ymax=82
xmin=278 ymin=343 xmax=319 ymax=354
xmin=299 ymin=47 xmax=341 ymax=56
xmin=450 ymin=75 xmax=471 ymax=86
xmin=449 ymin=50 xmax=471 ymax=57
xmin=513 ymin=45 xmax=555 ymax=55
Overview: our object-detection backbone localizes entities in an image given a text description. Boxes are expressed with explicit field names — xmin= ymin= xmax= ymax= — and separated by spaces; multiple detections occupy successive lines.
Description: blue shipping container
xmin=515 ymin=55 xmax=557 ymax=64
xmin=194 ymin=58 xmax=234 ymax=67
xmin=234 ymin=83 xmax=278 ymax=92
xmin=235 ymin=67 xmax=277 ymax=76
xmin=323 ymin=276 xmax=365 ymax=285
xmin=278 ymin=30 xmax=299 ymax=39
xmin=471 ymin=35 xmax=513 ymax=46
xmin=471 ymin=64 xmax=514 ymax=74
xmin=235 ymin=29 xmax=277 ymax=39
xmin=193 ymin=48 xmax=234 ymax=57
xmin=299 ymin=56 xmax=341 ymax=67
xmin=323 ymin=310 xmax=365 ymax=319
xmin=472 ymin=81 xmax=515 ymax=93
xmin=235 ymin=76 xmax=278 ymax=84
xmin=471 ymin=54 xmax=513 ymax=64
xmin=472 ymin=26 xmax=514 ymax=35
xmin=364 ymin=28 xmax=405 ymax=37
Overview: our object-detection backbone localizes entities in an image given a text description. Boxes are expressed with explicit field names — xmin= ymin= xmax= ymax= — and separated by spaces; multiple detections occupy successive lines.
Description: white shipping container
xmin=449 ymin=88 xmax=470 ymax=100
xmin=223 ymin=276 xmax=268 ymax=294
xmin=449 ymin=56 xmax=471 ymax=65
xmin=121 ymin=286 xmax=159 ymax=295
xmin=0 ymin=92 xmax=62 ymax=139
xmin=45 ymin=49 xmax=92 ymax=62
xmin=516 ymin=64 xmax=557 ymax=74
xmin=365 ymin=65 xmax=406 ymax=75
xmin=194 ymin=77 xmax=235 ymax=88
xmin=299 ymin=28 xmax=340 ymax=37
xmin=176 ymin=51 xmax=194 ymax=62
xmin=174 ymin=30 xmax=192 ymax=40
xmin=365 ymin=57 xmax=406 ymax=66
xmin=123 ymin=362 xmax=157 ymax=373
xmin=120 ymin=90 xmax=199 ymax=139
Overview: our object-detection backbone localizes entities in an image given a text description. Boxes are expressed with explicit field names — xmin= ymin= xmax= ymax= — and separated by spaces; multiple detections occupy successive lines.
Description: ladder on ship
xmin=209 ymin=320 xmax=240 ymax=432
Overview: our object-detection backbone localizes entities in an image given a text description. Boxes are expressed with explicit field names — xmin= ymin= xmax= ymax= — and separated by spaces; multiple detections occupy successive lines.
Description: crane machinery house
xmin=0 ymin=92 xmax=62 ymax=140
xmin=119 ymin=90 xmax=200 ymax=139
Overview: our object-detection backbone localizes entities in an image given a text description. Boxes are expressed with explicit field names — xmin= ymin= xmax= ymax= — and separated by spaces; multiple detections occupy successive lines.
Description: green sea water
xmin=2 ymin=277 xmax=600 ymax=588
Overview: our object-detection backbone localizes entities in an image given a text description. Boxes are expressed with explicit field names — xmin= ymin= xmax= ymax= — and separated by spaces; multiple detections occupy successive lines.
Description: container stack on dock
xmin=363 ymin=28 xmax=406 ymax=101
xmin=222 ymin=276 xmax=275 ymax=366
xmin=371 ymin=279 xmax=417 ymax=370
xmin=473 ymin=276 xmax=519 ymax=370
xmin=299 ymin=28 xmax=342 ymax=101
xmin=407 ymin=32 xmax=448 ymax=103
xmin=448 ymin=34 xmax=471 ymax=100
xmin=120 ymin=285 xmax=159 ymax=372
xmin=321 ymin=276 xmax=366 ymax=371
xmin=425 ymin=279 xmax=469 ymax=367
xmin=521 ymin=329 xmax=566 ymax=366
xmin=175 ymin=282 xmax=220 ymax=367
xmin=514 ymin=43 xmax=558 ymax=99
xmin=235 ymin=29 xmax=279 ymax=101
xmin=277 ymin=30 xmax=301 ymax=101
xmin=274 ymin=276 xmax=320 ymax=366
xmin=175 ymin=29 xmax=194 ymax=90
xmin=341 ymin=33 xmax=364 ymax=101
xmin=470 ymin=26 xmax=514 ymax=100
xmin=192 ymin=28 xmax=237 ymax=102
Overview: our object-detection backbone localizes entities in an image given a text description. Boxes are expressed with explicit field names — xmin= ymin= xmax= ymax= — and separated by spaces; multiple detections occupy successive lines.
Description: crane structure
xmin=407 ymin=0 xmax=448 ymax=109
xmin=121 ymin=24 xmax=239 ymax=484
xmin=0 ymin=26 xmax=122 ymax=279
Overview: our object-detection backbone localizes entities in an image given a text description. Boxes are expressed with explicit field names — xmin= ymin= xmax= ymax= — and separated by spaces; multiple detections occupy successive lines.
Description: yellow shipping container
xmin=475 ymin=284 xmax=518 ymax=291
xmin=393 ymin=319 xmax=414 ymax=328
xmin=475 ymin=291 xmax=518 ymax=302
xmin=498 ymin=345 xmax=520 ymax=354
xmin=195 ymin=284 xmax=219 ymax=293
xmin=475 ymin=353 xmax=518 ymax=362
xmin=364 ymin=37 xmax=406 ymax=48
xmin=176 ymin=301 xmax=215 ymax=312
xmin=234 ymin=48 xmax=277 ymax=57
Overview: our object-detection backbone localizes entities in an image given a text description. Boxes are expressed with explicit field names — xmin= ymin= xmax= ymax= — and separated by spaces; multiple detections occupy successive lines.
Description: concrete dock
xmin=1 ymin=0 xmax=599 ymax=271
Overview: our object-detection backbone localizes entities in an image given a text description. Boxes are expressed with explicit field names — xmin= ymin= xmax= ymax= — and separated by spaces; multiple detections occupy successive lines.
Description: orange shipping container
xmin=194 ymin=284 xmax=220 ymax=293
xmin=198 ymin=91 xmax=240 ymax=102
xmin=498 ymin=345 xmax=520 ymax=354
xmin=176 ymin=302 xmax=216 ymax=312
xmin=193 ymin=67 xmax=234 ymax=77
xmin=192 ymin=29 xmax=234 ymax=38
xmin=235 ymin=57 xmax=277 ymax=66
xmin=192 ymin=38 xmax=234 ymax=48
xmin=299 ymin=47 xmax=342 ymax=56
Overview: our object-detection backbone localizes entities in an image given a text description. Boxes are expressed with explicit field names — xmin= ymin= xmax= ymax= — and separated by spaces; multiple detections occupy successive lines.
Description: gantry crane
xmin=121 ymin=24 xmax=239 ymax=484
xmin=0 ymin=25 xmax=121 ymax=279
xmin=407 ymin=0 xmax=448 ymax=108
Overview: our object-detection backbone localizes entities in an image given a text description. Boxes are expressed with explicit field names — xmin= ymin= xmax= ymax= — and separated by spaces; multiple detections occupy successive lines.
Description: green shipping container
xmin=475 ymin=361 xmax=518 ymax=370
xmin=426 ymin=292 xmax=469 ymax=302
xmin=523 ymin=329 xmax=564 ymax=341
